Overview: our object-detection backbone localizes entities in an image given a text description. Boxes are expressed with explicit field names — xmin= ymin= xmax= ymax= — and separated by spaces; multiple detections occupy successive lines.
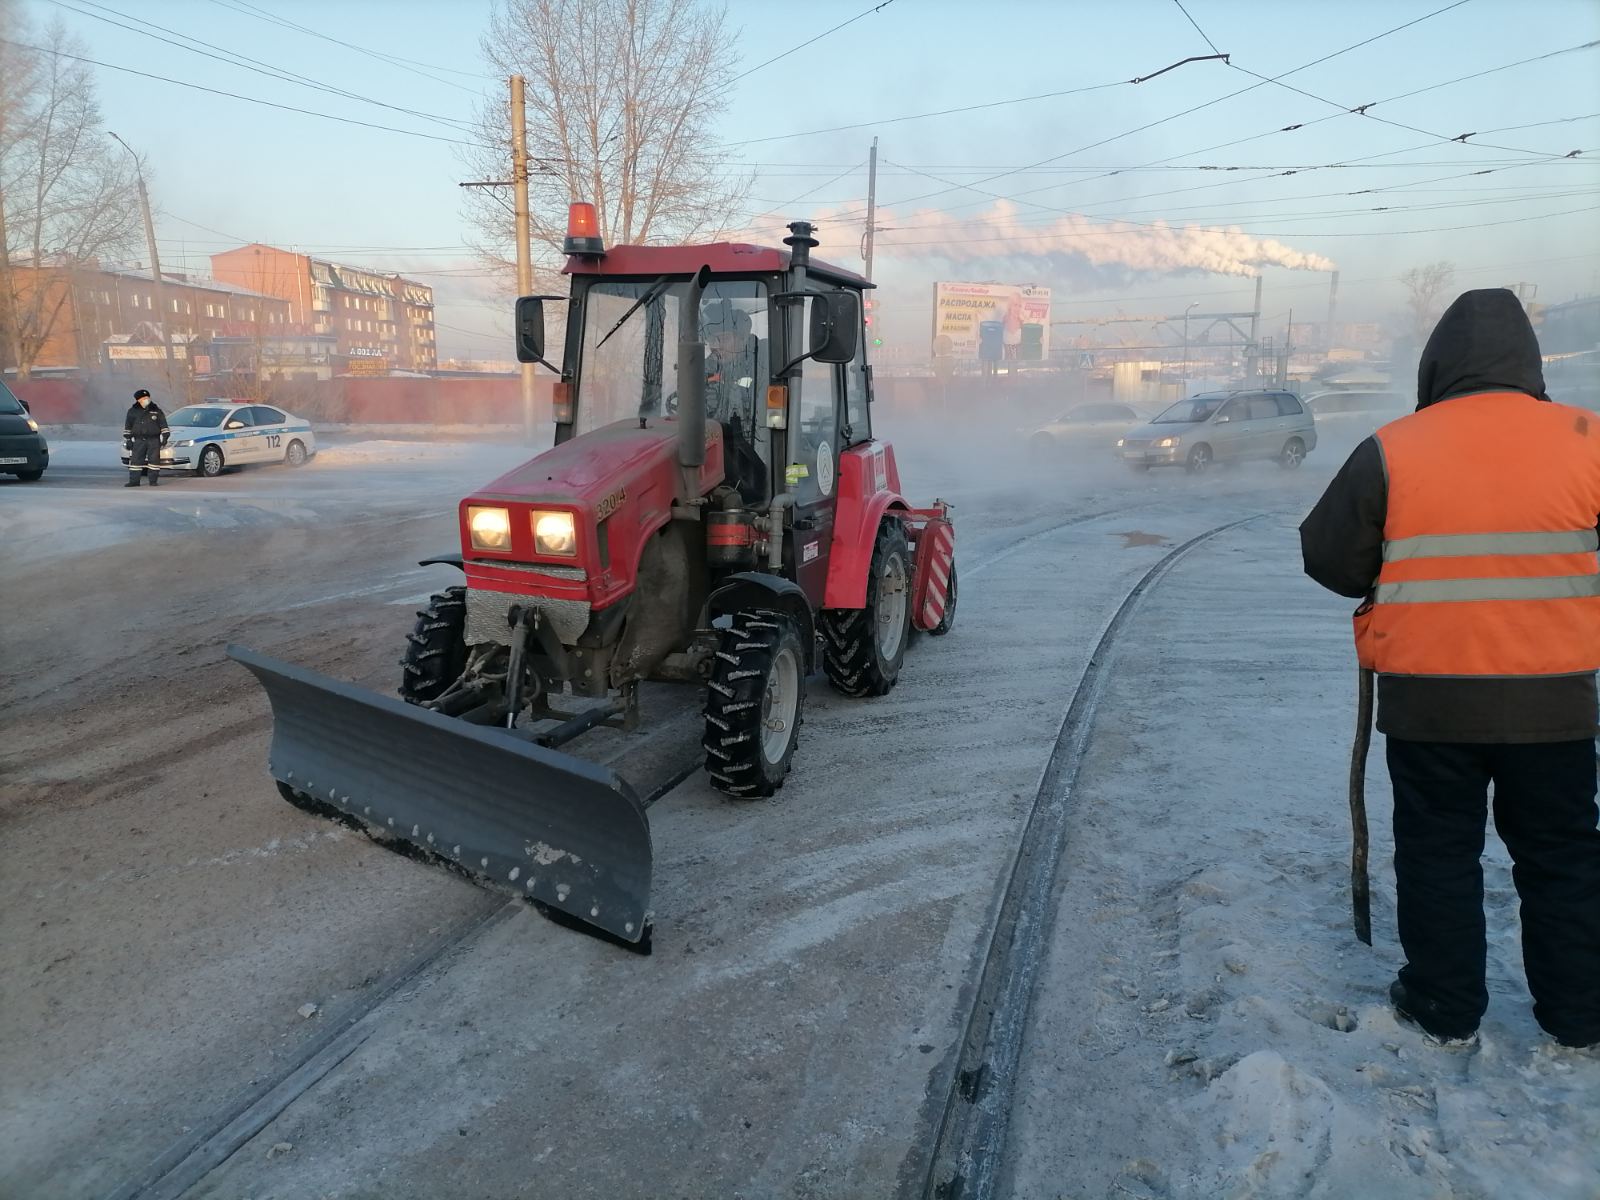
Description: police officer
xmin=123 ymin=388 xmax=168 ymax=487
xmin=1302 ymin=289 xmax=1600 ymax=1050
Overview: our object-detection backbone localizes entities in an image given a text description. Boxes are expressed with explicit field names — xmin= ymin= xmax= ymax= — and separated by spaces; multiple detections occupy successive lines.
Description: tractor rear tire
xmin=822 ymin=520 xmax=912 ymax=697
xmin=704 ymin=609 xmax=805 ymax=799
xmin=400 ymin=586 xmax=468 ymax=704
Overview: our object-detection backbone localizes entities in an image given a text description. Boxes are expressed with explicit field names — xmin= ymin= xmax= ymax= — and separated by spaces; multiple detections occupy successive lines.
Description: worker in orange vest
xmin=1301 ymin=289 xmax=1600 ymax=1050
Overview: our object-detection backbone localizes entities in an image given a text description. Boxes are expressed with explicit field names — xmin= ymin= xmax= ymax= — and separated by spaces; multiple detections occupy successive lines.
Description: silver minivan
xmin=1117 ymin=389 xmax=1317 ymax=473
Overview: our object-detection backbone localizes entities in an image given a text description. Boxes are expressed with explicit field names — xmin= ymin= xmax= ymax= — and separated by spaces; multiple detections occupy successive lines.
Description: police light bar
xmin=564 ymin=202 xmax=605 ymax=256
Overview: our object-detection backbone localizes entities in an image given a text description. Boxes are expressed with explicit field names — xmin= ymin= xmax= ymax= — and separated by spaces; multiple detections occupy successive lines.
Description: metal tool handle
xmin=1348 ymin=666 xmax=1374 ymax=945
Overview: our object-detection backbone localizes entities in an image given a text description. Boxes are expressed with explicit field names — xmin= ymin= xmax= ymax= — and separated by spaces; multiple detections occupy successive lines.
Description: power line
xmin=1171 ymin=0 xmax=1222 ymax=56
xmin=0 ymin=37 xmax=492 ymax=148
xmin=50 ymin=0 xmax=477 ymax=134
xmin=724 ymin=0 xmax=897 ymax=90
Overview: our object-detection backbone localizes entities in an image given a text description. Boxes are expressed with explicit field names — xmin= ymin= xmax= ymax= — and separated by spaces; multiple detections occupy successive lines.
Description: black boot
xmin=125 ymin=472 xmax=141 ymax=487
xmin=147 ymin=470 xmax=159 ymax=487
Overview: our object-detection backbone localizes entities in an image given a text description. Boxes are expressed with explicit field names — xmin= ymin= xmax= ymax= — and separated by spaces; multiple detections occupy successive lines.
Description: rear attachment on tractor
xmin=228 ymin=646 xmax=654 ymax=946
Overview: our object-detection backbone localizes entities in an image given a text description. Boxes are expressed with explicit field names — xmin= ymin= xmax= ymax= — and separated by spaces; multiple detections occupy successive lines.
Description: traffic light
xmin=872 ymin=337 xmax=883 ymax=347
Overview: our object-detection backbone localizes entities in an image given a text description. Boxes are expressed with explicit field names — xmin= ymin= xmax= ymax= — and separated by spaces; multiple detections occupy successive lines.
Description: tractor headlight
xmin=531 ymin=510 xmax=577 ymax=557
xmin=26 ymin=417 xmax=38 ymax=432
xmin=1155 ymin=437 xmax=1179 ymax=449
xmin=1115 ymin=437 xmax=1125 ymax=447
xmin=468 ymin=505 xmax=512 ymax=551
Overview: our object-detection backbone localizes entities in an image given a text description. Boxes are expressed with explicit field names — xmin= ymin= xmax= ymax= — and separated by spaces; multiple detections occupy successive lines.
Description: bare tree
xmin=0 ymin=11 xmax=142 ymax=379
xmin=1400 ymin=261 xmax=1457 ymax=343
xmin=462 ymin=0 xmax=750 ymax=273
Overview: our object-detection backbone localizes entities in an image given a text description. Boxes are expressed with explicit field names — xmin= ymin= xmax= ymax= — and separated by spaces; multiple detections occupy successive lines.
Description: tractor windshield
xmin=575 ymin=280 xmax=772 ymax=473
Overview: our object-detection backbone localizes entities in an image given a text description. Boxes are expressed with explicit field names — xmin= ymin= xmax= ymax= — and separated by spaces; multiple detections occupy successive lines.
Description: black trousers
xmin=129 ymin=435 xmax=162 ymax=474
xmin=1388 ymin=737 xmax=1600 ymax=1044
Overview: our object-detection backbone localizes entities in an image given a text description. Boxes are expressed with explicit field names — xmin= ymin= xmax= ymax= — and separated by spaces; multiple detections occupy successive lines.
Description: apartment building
xmin=210 ymin=244 xmax=438 ymax=372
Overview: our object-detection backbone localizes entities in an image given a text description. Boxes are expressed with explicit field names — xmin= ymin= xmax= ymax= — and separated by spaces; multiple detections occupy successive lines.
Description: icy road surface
xmin=2 ymin=423 xmax=1594 ymax=1198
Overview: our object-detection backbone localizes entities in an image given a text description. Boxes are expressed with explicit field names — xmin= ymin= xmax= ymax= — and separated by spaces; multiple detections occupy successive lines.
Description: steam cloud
xmin=856 ymin=200 xmax=1336 ymax=281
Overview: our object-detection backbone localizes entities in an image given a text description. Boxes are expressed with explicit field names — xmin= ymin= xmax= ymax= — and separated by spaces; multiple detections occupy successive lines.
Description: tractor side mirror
xmin=514 ymin=296 xmax=546 ymax=364
xmin=809 ymin=291 xmax=860 ymax=364
xmin=18 ymin=397 xmax=30 ymax=413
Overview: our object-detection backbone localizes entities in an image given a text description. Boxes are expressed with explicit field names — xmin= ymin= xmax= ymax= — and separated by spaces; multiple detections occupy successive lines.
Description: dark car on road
xmin=0 ymin=379 xmax=48 ymax=481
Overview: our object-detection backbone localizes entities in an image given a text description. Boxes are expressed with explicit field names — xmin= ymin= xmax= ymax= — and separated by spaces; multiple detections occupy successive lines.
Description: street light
xmin=108 ymin=131 xmax=176 ymax=392
xmin=1182 ymin=301 xmax=1199 ymax=394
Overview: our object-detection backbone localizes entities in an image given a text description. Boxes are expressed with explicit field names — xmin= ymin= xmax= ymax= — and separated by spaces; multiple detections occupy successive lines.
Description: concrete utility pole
xmin=862 ymin=137 xmax=878 ymax=282
xmin=109 ymin=132 xmax=176 ymax=395
xmin=1182 ymin=300 xmax=1199 ymax=392
xmin=510 ymin=75 xmax=536 ymax=442
xmin=1249 ymin=275 xmax=1263 ymax=381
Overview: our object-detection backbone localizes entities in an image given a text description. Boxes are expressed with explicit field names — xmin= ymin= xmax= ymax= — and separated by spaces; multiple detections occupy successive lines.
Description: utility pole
xmin=109 ymin=132 xmax=176 ymax=396
xmin=510 ymin=75 xmax=537 ymax=442
xmin=862 ymin=137 xmax=879 ymax=282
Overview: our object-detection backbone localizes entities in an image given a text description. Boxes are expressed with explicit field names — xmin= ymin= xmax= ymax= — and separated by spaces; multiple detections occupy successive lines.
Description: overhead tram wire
xmin=209 ymin=0 xmax=489 ymax=91
xmin=721 ymin=78 xmax=1135 ymax=149
xmin=1171 ymin=0 xmax=1223 ymax=56
xmin=0 ymin=38 xmax=493 ymax=149
xmin=722 ymin=0 xmax=897 ymax=91
xmin=868 ymin=152 xmax=1595 ymax=239
xmin=1013 ymin=40 xmax=1600 ymax=210
xmin=825 ymin=0 xmax=1475 ymax=222
xmin=869 ymin=200 xmax=1600 ymax=249
xmin=736 ymin=162 xmax=869 ymax=231
xmin=843 ymin=34 xmax=1593 ymax=229
xmin=879 ymin=145 xmax=1600 ymax=237
xmin=50 ymin=0 xmax=479 ymax=135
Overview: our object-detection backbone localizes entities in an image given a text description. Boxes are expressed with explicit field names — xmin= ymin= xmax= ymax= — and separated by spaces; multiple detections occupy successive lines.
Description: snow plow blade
xmin=227 ymin=645 xmax=652 ymax=945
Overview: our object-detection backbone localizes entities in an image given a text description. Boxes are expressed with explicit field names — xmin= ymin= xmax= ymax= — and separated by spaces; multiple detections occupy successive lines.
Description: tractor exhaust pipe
xmin=678 ymin=265 xmax=712 ymax=469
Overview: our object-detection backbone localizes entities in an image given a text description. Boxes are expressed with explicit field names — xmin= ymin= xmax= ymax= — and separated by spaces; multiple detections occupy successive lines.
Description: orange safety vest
xmin=1355 ymin=391 xmax=1600 ymax=678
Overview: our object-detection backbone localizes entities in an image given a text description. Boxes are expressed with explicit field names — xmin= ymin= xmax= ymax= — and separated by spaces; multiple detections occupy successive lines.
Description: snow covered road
xmin=1003 ymin=520 xmax=1600 ymax=1200
xmin=4 ymin=425 xmax=1593 ymax=1199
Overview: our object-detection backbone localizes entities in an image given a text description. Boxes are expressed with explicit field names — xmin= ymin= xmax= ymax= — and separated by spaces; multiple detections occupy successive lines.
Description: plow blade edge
xmin=228 ymin=645 xmax=652 ymax=944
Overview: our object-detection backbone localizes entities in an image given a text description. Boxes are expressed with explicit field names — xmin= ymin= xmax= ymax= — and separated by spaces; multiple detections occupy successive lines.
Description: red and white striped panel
xmin=913 ymin=518 xmax=956 ymax=631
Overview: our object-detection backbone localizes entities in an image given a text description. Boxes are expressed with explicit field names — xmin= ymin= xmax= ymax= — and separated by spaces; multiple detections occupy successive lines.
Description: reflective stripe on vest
xmin=1354 ymin=391 xmax=1600 ymax=678
xmin=1383 ymin=529 xmax=1599 ymax=562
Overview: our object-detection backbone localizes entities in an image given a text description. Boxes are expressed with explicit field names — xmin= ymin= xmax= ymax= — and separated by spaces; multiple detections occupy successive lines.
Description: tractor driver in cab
xmin=702 ymin=297 xmax=767 ymax=500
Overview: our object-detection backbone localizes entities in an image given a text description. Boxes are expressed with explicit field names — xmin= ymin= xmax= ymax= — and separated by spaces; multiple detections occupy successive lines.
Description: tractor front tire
xmin=400 ymin=586 xmax=468 ymax=704
xmin=822 ymin=520 xmax=912 ymax=697
xmin=704 ymin=609 xmax=806 ymax=799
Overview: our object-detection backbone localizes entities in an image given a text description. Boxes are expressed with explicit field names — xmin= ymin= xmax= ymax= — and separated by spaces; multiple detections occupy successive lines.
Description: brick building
xmin=209 ymin=244 xmax=438 ymax=373
xmin=2 ymin=263 xmax=293 ymax=374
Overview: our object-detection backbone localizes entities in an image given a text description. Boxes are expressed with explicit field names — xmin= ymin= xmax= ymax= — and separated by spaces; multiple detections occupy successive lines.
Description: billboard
xmin=932 ymin=282 xmax=1051 ymax=362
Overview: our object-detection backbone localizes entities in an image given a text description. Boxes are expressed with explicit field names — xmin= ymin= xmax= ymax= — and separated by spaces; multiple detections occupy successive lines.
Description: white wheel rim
xmin=878 ymin=552 xmax=908 ymax=659
xmin=761 ymin=646 xmax=800 ymax=764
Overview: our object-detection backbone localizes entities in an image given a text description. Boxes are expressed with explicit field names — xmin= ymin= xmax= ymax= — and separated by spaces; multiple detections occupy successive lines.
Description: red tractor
xmin=230 ymin=206 xmax=957 ymax=946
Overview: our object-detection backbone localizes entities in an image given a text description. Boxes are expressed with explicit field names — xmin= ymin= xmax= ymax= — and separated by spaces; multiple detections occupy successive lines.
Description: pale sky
xmin=21 ymin=0 xmax=1600 ymax=358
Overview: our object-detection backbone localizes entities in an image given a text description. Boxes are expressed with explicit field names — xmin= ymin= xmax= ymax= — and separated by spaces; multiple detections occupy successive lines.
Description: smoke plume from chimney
xmin=849 ymin=201 xmax=1336 ymax=281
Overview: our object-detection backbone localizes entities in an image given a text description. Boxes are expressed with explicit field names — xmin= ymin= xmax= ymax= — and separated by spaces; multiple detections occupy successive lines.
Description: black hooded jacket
xmin=1300 ymin=289 xmax=1596 ymax=743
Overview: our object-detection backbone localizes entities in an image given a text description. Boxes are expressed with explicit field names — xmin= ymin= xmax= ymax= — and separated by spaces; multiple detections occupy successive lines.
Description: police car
xmin=122 ymin=400 xmax=317 ymax=478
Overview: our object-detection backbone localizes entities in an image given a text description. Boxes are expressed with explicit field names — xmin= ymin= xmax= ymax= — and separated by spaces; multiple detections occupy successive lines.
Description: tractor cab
xmin=515 ymin=208 xmax=869 ymax=536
